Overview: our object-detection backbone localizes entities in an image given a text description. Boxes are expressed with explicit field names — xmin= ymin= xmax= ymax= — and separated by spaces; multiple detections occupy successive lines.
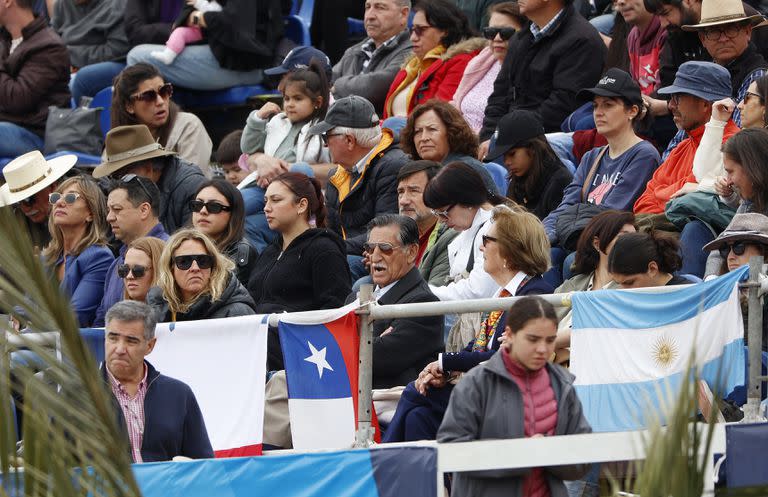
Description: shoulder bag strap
xmin=580 ymin=146 xmax=608 ymax=203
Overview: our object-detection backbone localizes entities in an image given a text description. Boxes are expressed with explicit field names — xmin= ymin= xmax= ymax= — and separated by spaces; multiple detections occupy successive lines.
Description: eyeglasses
xmin=321 ymin=132 xmax=344 ymax=145
xmin=409 ymin=24 xmax=433 ymax=37
xmin=745 ymin=90 xmax=764 ymax=103
xmin=430 ymin=204 xmax=455 ymax=220
xmin=718 ymin=241 xmax=748 ymax=259
xmin=362 ymin=242 xmax=401 ymax=254
xmin=121 ymin=173 xmax=154 ymax=202
xmin=669 ymin=94 xmax=682 ymax=105
xmin=19 ymin=195 xmax=37 ymax=207
xmin=481 ymin=235 xmax=498 ymax=247
xmin=189 ymin=199 xmax=232 ymax=214
xmin=49 ymin=192 xmax=81 ymax=205
xmin=173 ymin=254 xmax=214 ymax=270
xmin=702 ymin=24 xmax=746 ymax=42
xmin=131 ymin=83 xmax=173 ymax=103
xmin=481 ymin=27 xmax=516 ymax=41
xmin=117 ymin=264 xmax=149 ymax=279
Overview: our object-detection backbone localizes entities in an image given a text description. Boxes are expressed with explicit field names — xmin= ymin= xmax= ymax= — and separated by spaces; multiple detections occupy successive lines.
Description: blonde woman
xmin=121 ymin=237 xmax=166 ymax=302
xmin=42 ymin=176 xmax=114 ymax=327
xmin=147 ymin=228 xmax=255 ymax=322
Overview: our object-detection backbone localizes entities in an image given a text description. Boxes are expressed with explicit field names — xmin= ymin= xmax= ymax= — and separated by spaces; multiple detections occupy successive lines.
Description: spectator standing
xmin=382 ymin=0 xmax=483 ymax=118
xmin=450 ymin=2 xmax=524 ymax=134
xmin=332 ymin=0 xmax=412 ymax=114
xmin=120 ymin=236 xmax=166 ymax=303
xmin=126 ymin=0 xmax=289 ymax=90
xmin=478 ymin=0 xmax=606 ymax=148
xmin=103 ymin=300 xmax=213 ymax=462
xmin=93 ymin=174 xmax=168 ymax=327
xmin=0 ymin=150 xmax=75 ymax=250
xmin=52 ymin=0 xmax=130 ymax=105
xmin=111 ymin=63 xmax=213 ymax=175
xmin=0 ymin=0 xmax=70 ymax=157
xmin=246 ymin=173 xmax=351 ymax=370
xmin=42 ymin=176 xmax=115 ymax=327
xmin=484 ymin=110 xmax=572 ymax=220
xmin=191 ymin=180 xmax=257 ymax=287
xmin=93 ymin=125 xmax=207 ymax=234
xmin=147 ymin=228 xmax=256 ymax=322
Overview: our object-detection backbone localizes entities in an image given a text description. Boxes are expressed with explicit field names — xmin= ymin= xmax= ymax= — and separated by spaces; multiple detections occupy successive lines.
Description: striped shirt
xmin=530 ymin=9 xmax=565 ymax=43
xmin=108 ymin=364 xmax=149 ymax=463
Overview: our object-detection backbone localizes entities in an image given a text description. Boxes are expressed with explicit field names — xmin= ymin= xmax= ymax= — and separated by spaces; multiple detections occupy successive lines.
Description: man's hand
xmin=712 ymin=98 xmax=736 ymax=122
xmin=246 ymin=153 xmax=289 ymax=188
xmin=478 ymin=140 xmax=490 ymax=161
xmin=670 ymin=182 xmax=699 ymax=198
xmin=256 ymin=102 xmax=282 ymax=121
xmin=642 ymin=95 xmax=670 ymax=117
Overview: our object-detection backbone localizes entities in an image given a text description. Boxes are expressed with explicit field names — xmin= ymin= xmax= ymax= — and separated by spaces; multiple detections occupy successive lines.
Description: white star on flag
xmin=304 ymin=341 xmax=334 ymax=379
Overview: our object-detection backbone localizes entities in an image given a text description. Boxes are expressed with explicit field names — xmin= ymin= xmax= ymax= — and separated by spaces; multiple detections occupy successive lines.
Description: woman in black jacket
xmin=485 ymin=110 xmax=572 ymax=220
xmin=191 ymin=179 xmax=257 ymax=287
xmin=247 ymin=172 xmax=351 ymax=370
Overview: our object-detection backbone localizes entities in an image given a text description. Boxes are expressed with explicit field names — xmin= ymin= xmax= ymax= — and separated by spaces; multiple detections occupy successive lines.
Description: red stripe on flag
xmin=214 ymin=443 xmax=263 ymax=458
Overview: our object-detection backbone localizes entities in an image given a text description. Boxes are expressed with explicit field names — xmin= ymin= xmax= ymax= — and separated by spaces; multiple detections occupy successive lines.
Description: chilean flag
xmin=279 ymin=303 xmax=379 ymax=449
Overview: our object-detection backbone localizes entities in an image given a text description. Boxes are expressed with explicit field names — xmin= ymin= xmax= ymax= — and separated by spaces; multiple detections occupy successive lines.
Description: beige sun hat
xmin=92 ymin=124 xmax=176 ymax=179
xmin=681 ymin=0 xmax=764 ymax=31
xmin=0 ymin=151 xmax=77 ymax=207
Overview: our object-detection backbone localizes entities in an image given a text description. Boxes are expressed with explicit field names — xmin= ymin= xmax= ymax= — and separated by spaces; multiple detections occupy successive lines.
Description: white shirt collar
xmin=353 ymin=147 xmax=377 ymax=175
xmin=374 ymin=280 xmax=398 ymax=300
xmin=501 ymin=271 xmax=530 ymax=296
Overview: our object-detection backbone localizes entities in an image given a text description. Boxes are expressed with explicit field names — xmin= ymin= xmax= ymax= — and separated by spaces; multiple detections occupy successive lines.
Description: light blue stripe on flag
xmin=572 ymin=266 xmax=748 ymax=330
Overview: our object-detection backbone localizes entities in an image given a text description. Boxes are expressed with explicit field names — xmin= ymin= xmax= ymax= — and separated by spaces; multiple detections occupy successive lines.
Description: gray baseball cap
xmin=307 ymin=96 xmax=379 ymax=135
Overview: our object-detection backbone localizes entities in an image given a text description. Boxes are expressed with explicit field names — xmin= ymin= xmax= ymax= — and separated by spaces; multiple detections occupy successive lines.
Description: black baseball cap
xmin=577 ymin=68 xmax=643 ymax=106
xmin=485 ymin=110 xmax=545 ymax=163
xmin=307 ymin=96 xmax=380 ymax=135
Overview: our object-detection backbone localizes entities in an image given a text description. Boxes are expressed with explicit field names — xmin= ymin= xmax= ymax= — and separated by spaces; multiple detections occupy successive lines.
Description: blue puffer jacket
xmin=54 ymin=244 xmax=115 ymax=327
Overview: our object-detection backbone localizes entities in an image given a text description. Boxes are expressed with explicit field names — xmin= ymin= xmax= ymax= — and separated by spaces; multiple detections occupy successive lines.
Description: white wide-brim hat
xmin=0 ymin=151 xmax=77 ymax=207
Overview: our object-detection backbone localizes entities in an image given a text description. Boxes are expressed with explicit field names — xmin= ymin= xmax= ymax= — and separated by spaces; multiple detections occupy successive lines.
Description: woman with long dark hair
xmin=608 ymin=231 xmax=689 ymax=288
xmin=247 ymin=172 xmax=351 ymax=371
xmin=191 ymin=179 xmax=257 ymax=287
xmin=422 ymin=162 xmax=508 ymax=300
xmin=111 ymin=63 xmax=213 ymax=174
xmin=485 ymin=110 xmax=572 ymax=219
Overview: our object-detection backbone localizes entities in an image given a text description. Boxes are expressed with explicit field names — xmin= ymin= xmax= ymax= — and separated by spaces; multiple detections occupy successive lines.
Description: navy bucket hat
xmin=657 ymin=61 xmax=732 ymax=102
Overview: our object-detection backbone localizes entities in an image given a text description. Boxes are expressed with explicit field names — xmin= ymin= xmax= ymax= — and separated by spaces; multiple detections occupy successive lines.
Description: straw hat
xmin=0 ymin=151 xmax=76 ymax=207
xmin=93 ymin=125 xmax=175 ymax=179
xmin=681 ymin=0 xmax=764 ymax=31
xmin=702 ymin=213 xmax=768 ymax=252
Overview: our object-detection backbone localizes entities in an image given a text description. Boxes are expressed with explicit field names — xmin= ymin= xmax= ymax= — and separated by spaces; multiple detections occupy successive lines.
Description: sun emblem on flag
xmin=651 ymin=335 xmax=679 ymax=369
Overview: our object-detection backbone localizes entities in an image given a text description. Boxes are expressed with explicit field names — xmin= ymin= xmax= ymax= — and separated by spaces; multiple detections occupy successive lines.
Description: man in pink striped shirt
xmin=103 ymin=300 xmax=213 ymax=462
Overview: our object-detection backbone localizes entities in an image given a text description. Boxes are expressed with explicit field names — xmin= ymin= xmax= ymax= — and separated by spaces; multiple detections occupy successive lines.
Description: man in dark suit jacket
xmin=353 ymin=214 xmax=444 ymax=389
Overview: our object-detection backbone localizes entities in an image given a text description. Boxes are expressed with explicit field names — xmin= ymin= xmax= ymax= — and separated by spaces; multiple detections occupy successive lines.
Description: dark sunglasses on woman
xmin=174 ymin=254 xmax=214 ymax=270
xmin=189 ymin=199 xmax=232 ymax=214
xmin=131 ymin=83 xmax=173 ymax=103
xmin=48 ymin=192 xmax=81 ymax=205
xmin=482 ymin=27 xmax=516 ymax=41
xmin=117 ymin=264 xmax=148 ymax=279
xmin=718 ymin=241 xmax=748 ymax=259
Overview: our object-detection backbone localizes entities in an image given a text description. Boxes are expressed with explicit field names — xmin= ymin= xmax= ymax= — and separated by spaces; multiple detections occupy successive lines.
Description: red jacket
xmin=633 ymin=120 xmax=740 ymax=214
xmin=383 ymin=37 xmax=485 ymax=118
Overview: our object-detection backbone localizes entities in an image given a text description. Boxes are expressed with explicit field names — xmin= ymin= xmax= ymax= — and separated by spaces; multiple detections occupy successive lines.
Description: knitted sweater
xmin=502 ymin=351 xmax=557 ymax=497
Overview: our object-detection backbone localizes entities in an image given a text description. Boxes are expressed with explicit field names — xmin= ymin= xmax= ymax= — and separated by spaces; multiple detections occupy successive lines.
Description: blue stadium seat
xmin=90 ymin=86 xmax=113 ymax=139
xmin=484 ymin=162 xmax=509 ymax=195
xmin=725 ymin=422 xmax=768 ymax=488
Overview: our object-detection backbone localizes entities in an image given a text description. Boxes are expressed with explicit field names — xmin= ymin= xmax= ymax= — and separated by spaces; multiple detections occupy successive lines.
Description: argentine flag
xmin=571 ymin=267 xmax=747 ymax=432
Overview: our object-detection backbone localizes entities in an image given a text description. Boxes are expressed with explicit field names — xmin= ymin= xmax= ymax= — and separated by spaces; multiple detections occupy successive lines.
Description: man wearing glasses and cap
xmin=0 ymin=150 xmax=76 ymax=250
xmin=92 ymin=175 xmax=168 ymax=328
xmin=93 ymin=124 xmax=206 ymax=233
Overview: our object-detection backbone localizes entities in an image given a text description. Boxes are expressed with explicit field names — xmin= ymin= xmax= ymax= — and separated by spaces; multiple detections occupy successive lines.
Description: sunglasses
xmin=321 ymin=132 xmax=344 ymax=145
xmin=430 ymin=204 xmax=455 ymax=220
xmin=131 ymin=83 xmax=173 ymax=103
xmin=19 ymin=195 xmax=37 ymax=207
xmin=718 ymin=241 xmax=748 ymax=259
xmin=362 ymin=242 xmax=401 ymax=255
xmin=121 ymin=173 xmax=154 ymax=201
xmin=482 ymin=27 xmax=516 ymax=41
xmin=174 ymin=254 xmax=214 ymax=270
xmin=482 ymin=235 xmax=498 ymax=247
xmin=49 ymin=192 xmax=81 ymax=205
xmin=189 ymin=199 xmax=232 ymax=214
xmin=117 ymin=264 xmax=148 ymax=279
xmin=409 ymin=24 xmax=433 ymax=37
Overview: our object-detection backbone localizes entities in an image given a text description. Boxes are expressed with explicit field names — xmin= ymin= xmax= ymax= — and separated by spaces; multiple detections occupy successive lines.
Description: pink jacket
xmin=450 ymin=45 xmax=497 ymax=109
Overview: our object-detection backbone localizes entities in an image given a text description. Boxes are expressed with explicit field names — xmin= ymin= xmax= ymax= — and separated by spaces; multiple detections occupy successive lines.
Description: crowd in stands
xmin=3 ymin=0 xmax=768 ymax=493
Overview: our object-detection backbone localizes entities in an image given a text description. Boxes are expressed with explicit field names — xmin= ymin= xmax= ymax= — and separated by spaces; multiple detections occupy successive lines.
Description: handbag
xmin=43 ymin=106 xmax=104 ymax=156
xmin=664 ymin=191 xmax=737 ymax=233
xmin=555 ymin=146 xmax=611 ymax=250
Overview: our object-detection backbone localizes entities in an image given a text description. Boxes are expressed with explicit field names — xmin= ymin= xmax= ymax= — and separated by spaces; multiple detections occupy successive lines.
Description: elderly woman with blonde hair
xmin=147 ymin=228 xmax=255 ymax=322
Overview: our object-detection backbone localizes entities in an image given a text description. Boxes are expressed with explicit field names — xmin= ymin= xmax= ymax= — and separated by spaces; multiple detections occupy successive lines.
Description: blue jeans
xmin=679 ymin=220 xmax=715 ymax=278
xmin=0 ymin=122 xmax=44 ymax=157
xmin=565 ymin=463 xmax=601 ymax=497
xmin=589 ymin=13 xmax=615 ymax=35
xmin=127 ymin=45 xmax=264 ymax=90
xmin=347 ymin=255 xmax=368 ymax=283
xmin=70 ymin=61 xmax=126 ymax=106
